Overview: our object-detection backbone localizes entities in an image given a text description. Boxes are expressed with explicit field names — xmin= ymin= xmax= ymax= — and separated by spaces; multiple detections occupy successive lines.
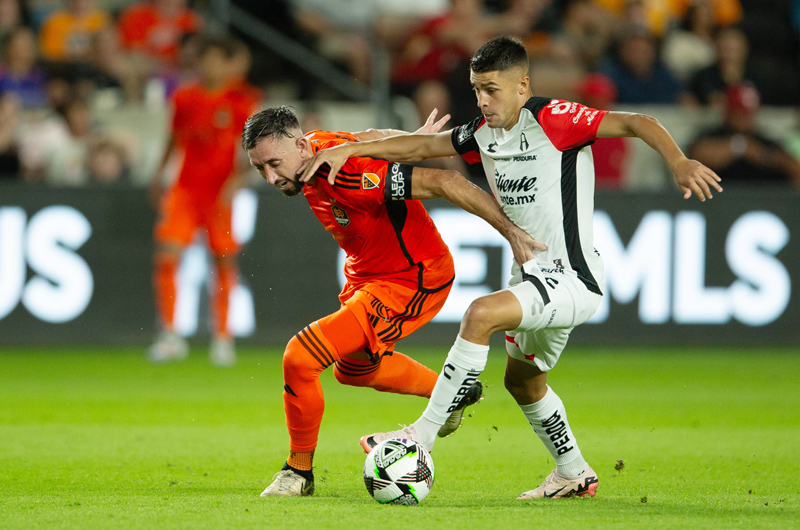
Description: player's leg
xmin=150 ymin=188 xmax=196 ymax=362
xmin=333 ymin=349 xmax=437 ymax=397
xmin=262 ymin=305 xmax=370 ymax=497
xmin=402 ymin=290 xmax=524 ymax=450
xmin=504 ymin=339 xmax=597 ymax=499
xmin=206 ymin=201 xmax=240 ymax=366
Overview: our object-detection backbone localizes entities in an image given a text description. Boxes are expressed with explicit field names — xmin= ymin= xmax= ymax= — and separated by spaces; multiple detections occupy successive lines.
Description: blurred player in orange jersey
xmin=148 ymin=35 xmax=261 ymax=366
xmin=243 ymin=106 xmax=540 ymax=497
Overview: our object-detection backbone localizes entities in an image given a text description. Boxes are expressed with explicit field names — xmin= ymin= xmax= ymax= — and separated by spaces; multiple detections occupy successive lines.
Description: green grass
xmin=1 ymin=347 xmax=799 ymax=529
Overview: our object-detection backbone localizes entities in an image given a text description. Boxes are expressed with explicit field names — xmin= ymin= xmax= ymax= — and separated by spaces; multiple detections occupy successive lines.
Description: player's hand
xmin=297 ymin=143 xmax=353 ymax=185
xmin=506 ymin=224 xmax=547 ymax=265
xmin=673 ymin=157 xmax=722 ymax=202
xmin=414 ymin=108 xmax=451 ymax=135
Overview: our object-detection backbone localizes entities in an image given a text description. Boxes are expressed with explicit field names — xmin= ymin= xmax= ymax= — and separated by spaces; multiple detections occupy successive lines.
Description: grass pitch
xmin=1 ymin=346 xmax=798 ymax=529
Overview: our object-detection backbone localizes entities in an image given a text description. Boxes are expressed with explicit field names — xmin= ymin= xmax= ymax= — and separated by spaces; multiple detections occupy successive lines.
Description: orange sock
xmin=282 ymin=307 xmax=370 ymax=454
xmin=286 ymin=450 xmax=314 ymax=471
xmin=212 ymin=260 xmax=238 ymax=337
xmin=153 ymin=254 xmax=178 ymax=331
xmin=334 ymin=351 xmax=437 ymax=398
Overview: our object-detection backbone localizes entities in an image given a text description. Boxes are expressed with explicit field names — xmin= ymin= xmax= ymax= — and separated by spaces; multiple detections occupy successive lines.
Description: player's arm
xmin=149 ymin=133 xmax=177 ymax=209
xmin=409 ymin=166 xmax=546 ymax=265
xmin=596 ymin=111 xmax=723 ymax=201
xmin=353 ymin=109 xmax=452 ymax=141
xmin=299 ymin=122 xmax=458 ymax=185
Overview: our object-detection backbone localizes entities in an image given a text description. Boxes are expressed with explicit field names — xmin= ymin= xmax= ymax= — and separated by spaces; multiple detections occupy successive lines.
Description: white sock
xmin=519 ymin=386 xmax=588 ymax=479
xmin=412 ymin=335 xmax=489 ymax=448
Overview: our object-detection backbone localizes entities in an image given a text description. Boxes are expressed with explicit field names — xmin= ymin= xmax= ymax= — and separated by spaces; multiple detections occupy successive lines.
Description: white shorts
xmin=505 ymin=261 xmax=602 ymax=372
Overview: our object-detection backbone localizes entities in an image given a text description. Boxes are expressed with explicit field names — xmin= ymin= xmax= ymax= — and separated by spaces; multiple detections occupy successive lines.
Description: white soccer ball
xmin=363 ymin=438 xmax=435 ymax=505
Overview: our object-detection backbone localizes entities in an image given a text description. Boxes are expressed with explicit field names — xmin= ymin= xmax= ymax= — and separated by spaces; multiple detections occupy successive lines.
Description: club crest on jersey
xmin=362 ymin=172 xmax=380 ymax=190
xmin=331 ymin=205 xmax=350 ymax=228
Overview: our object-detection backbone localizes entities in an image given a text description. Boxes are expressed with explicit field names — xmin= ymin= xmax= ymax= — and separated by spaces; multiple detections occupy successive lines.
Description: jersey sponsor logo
xmin=519 ymin=132 xmax=529 ymax=151
xmin=362 ymin=172 xmax=380 ymax=190
xmin=331 ymin=205 xmax=350 ymax=228
xmin=389 ymin=163 xmax=405 ymax=200
xmin=495 ymin=170 xmax=538 ymax=206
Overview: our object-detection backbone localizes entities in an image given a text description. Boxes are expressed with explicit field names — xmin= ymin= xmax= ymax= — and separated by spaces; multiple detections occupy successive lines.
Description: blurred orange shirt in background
xmin=170 ymin=84 xmax=256 ymax=202
xmin=118 ymin=2 xmax=203 ymax=63
xmin=39 ymin=9 xmax=111 ymax=61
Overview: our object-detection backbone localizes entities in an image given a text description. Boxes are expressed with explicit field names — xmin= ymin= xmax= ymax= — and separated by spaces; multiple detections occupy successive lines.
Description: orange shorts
xmin=154 ymin=186 xmax=238 ymax=256
xmin=338 ymin=260 xmax=454 ymax=358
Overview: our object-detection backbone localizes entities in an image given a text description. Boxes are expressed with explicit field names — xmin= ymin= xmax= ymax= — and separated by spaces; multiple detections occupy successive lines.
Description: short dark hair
xmin=241 ymin=106 xmax=301 ymax=150
xmin=470 ymin=36 xmax=529 ymax=74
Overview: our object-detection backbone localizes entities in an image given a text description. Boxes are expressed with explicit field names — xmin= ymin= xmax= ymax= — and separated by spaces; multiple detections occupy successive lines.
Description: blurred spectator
xmin=552 ymin=0 xmax=616 ymax=69
xmin=785 ymin=107 xmax=800 ymax=164
xmin=118 ymin=0 xmax=203 ymax=65
xmin=88 ymin=139 xmax=129 ymax=185
xmin=598 ymin=27 xmax=684 ymax=104
xmin=290 ymin=0 xmax=375 ymax=82
xmin=46 ymin=98 xmax=94 ymax=185
xmin=662 ymin=0 xmax=717 ymax=82
xmin=687 ymin=25 xmax=757 ymax=107
xmin=39 ymin=0 xmax=111 ymax=63
xmin=672 ymin=0 xmax=741 ymax=27
xmin=0 ymin=27 xmax=48 ymax=108
xmin=593 ymin=0 xmax=677 ymax=36
xmin=393 ymin=0 xmax=491 ymax=126
xmin=0 ymin=93 xmax=21 ymax=178
xmin=689 ymin=84 xmax=800 ymax=187
xmin=0 ymin=0 xmax=31 ymax=56
xmin=374 ymin=0 xmax=448 ymax=51
xmin=577 ymin=72 xmax=629 ymax=188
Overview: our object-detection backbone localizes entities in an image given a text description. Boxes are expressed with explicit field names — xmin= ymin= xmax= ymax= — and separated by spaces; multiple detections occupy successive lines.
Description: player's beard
xmin=280 ymin=178 xmax=303 ymax=197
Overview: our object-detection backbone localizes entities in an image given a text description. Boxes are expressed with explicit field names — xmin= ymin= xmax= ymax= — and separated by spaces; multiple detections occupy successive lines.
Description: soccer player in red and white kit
xmin=300 ymin=36 xmax=723 ymax=499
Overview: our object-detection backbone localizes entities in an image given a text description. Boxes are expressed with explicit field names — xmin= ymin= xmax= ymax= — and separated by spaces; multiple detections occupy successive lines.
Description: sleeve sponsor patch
xmin=362 ymin=172 xmax=380 ymax=190
xmin=385 ymin=163 xmax=414 ymax=201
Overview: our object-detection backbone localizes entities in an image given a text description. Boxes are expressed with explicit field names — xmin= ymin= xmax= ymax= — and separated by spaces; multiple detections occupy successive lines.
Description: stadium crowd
xmin=1 ymin=0 xmax=800 ymax=188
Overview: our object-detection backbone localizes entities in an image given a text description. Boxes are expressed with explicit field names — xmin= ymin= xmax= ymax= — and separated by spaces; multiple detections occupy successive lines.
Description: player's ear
xmin=519 ymin=74 xmax=530 ymax=95
xmin=296 ymin=136 xmax=310 ymax=157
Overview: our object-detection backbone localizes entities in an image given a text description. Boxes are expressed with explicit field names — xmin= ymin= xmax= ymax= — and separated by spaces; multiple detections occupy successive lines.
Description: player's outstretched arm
xmin=298 ymin=129 xmax=458 ymax=185
xmin=597 ymin=111 xmax=723 ymax=202
xmin=410 ymin=166 xmax=546 ymax=265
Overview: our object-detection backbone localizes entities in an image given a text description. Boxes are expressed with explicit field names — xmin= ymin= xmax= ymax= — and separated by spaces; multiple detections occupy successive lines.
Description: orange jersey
xmin=304 ymin=130 xmax=453 ymax=292
xmin=118 ymin=2 xmax=203 ymax=63
xmin=171 ymin=83 xmax=254 ymax=200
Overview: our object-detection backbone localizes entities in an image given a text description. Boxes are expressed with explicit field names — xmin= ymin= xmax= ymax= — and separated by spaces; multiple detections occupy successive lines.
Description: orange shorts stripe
xmin=340 ymin=275 xmax=453 ymax=358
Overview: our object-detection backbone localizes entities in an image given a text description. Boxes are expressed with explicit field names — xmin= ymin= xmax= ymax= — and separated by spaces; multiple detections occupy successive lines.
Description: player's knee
xmin=282 ymin=336 xmax=318 ymax=381
xmin=461 ymin=297 xmax=501 ymax=335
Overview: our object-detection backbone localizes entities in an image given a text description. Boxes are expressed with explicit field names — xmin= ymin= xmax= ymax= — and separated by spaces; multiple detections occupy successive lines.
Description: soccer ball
xmin=363 ymin=438 xmax=435 ymax=505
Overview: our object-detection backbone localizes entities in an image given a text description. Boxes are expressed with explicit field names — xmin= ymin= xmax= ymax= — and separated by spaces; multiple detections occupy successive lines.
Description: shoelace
xmin=271 ymin=471 xmax=300 ymax=492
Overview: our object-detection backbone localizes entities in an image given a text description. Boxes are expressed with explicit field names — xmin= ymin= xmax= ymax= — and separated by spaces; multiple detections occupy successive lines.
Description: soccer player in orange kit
xmin=149 ymin=36 xmax=261 ymax=366
xmin=242 ymin=106 xmax=541 ymax=497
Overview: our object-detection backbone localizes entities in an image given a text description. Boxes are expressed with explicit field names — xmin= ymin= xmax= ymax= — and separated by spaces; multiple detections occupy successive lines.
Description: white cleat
xmin=209 ymin=336 xmax=236 ymax=367
xmin=360 ymin=424 xmax=431 ymax=454
xmin=517 ymin=467 xmax=599 ymax=499
xmin=148 ymin=331 xmax=189 ymax=363
xmin=260 ymin=469 xmax=314 ymax=497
